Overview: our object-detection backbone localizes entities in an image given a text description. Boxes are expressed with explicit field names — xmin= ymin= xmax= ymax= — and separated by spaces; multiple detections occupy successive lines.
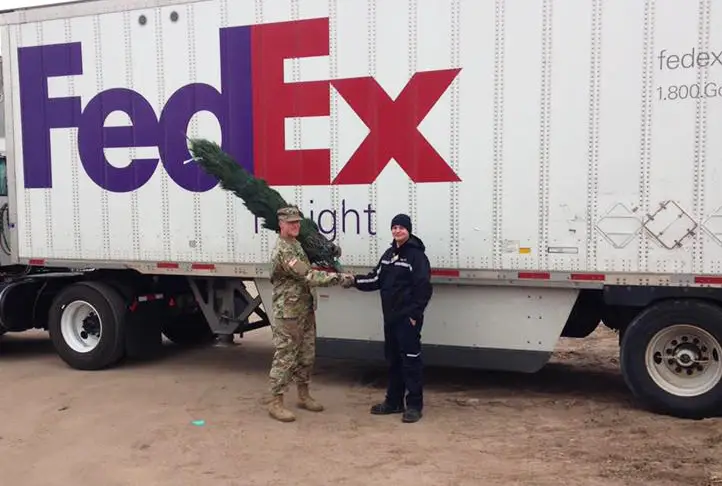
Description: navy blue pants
xmin=383 ymin=315 xmax=423 ymax=410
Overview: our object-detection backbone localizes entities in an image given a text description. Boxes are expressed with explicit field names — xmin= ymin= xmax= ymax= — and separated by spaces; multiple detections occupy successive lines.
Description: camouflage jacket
xmin=269 ymin=237 xmax=342 ymax=319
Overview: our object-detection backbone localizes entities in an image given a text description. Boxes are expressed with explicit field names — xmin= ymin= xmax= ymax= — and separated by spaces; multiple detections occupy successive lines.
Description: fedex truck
xmin=1 ymin=0 xmax=722 ymax=419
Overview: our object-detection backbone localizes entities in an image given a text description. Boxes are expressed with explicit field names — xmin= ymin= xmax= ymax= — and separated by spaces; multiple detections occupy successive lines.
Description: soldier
xmin=267 ymin=206 xmax=353 ymax=422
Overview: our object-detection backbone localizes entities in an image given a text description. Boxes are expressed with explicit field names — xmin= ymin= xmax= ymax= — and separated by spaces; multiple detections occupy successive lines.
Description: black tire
xmin=602 ymin=305 xmax=643 ymax=345
xmin=161 ymin=312 xmax=214 ymax=346
xmin=48 ymin=281 xmax=127 ymax=370
xmin=620 ymin=299 xmax=722 ymax=419
xmin=602 ymin=305 xmax=641 ymax=331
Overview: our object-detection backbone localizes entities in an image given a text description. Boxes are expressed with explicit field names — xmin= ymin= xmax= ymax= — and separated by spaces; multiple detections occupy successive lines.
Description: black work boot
xmin=402 ymin=408 xmax=422 ymax=423
xmin=370 ymin=402 xmax=404 ymax=415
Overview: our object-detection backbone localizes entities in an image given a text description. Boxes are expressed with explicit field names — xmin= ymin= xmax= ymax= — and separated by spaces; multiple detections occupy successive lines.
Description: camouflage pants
xmin=269 ymin=311 xmax=317 ymax=396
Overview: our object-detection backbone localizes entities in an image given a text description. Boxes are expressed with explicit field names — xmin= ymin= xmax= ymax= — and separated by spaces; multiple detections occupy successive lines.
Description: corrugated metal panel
xmin=3 ymin=0 xmax=722 ymax=279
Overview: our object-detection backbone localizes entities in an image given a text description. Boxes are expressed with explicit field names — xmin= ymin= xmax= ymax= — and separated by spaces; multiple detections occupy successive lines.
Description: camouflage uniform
xmin=267 ymin=207 xmax=344 ymax=422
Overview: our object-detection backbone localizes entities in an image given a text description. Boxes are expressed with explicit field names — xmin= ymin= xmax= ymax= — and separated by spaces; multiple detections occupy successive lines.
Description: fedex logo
xmin=18 ymin=17 xmax=461 ymax=193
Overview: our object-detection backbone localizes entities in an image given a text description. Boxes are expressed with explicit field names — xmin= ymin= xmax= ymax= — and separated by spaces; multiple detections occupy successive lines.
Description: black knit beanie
xmin=391 ymin=213 xmax=412 ymax=234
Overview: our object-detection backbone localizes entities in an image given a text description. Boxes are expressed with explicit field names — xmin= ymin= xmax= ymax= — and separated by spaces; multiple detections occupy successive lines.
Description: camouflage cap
xmin=277 ymin=206 xmax=302 ymax=223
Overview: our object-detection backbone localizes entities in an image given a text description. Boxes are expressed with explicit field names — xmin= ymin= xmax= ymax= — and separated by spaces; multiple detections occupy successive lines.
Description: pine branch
xmin=188 ymin=138 xmax=341 ymax=270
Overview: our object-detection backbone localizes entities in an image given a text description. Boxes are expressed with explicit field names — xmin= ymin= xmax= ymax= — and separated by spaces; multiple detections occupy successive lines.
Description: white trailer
xmin=2 ymin=0 xmax=722 ymax=418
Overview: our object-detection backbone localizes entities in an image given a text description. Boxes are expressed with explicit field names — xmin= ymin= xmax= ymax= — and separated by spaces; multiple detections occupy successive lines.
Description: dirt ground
xmin=1 ymin=325 xmax=721 ymax=486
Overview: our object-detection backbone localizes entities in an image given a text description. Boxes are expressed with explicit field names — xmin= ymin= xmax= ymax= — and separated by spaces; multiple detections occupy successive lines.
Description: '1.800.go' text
xmin=656 ymin=82 xmax=722 ymax=102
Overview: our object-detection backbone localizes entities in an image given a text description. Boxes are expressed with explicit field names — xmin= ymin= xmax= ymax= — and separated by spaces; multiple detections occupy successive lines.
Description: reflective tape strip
xmin=570 ymin=273 xmax=605 ymax=281
xmin=157 ymin=262 xmax=179 ymax=269
xmin=432 ymin=269 xmax=460 ymax=277
xmin=518 ymin=272 xmax=550 ymax=280
xmin=191 ymin=263 xmax=216 ymax=271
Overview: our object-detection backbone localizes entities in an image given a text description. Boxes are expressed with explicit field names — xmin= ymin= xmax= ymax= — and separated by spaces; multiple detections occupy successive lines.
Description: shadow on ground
xmin=0 ymin=330 xmax=633 ymax=410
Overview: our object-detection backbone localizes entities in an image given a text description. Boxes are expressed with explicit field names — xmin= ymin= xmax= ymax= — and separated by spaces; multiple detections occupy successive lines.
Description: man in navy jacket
xmin=344 ymin=214 xmax=433 ymax=423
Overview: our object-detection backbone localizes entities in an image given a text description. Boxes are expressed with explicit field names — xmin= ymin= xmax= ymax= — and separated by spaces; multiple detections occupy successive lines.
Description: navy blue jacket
xmin=353 ymin=235 xmax=433 ymax=323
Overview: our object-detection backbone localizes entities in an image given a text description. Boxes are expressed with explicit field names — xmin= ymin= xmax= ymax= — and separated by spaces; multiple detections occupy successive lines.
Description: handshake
xmin=338 ymin=273 xmax=355 ymax=289
xmin=331 ymin=244 xmax=354 ymax=289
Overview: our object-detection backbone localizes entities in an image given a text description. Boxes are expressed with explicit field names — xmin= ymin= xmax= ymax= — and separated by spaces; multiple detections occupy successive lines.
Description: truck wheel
xmin=601 ymin=305 xmax=641 ymax=331
xmin=48 ymin=281 xmax=127 ymax=370
xmin=620 ymin=299 xmax=722 ymax=419
xmin=161 ymin=312 xmax=215 ymax=346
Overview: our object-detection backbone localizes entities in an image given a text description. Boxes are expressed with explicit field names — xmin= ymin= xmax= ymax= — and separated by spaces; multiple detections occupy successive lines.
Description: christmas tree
xmin=188 ymin=138 xmax=342 ymax=271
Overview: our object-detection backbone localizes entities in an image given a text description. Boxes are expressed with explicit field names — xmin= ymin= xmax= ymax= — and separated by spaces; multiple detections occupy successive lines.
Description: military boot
xmin=297 ymin=384 xmax=324 ymax=412
xmin=268 ymin=394 xmax=296 ymax=422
